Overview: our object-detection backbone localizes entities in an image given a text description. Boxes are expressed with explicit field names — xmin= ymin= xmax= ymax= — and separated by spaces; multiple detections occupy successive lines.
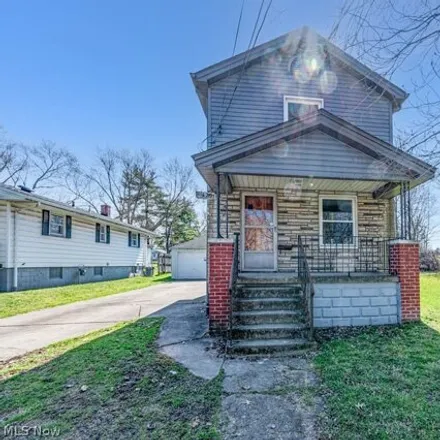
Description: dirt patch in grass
xmin=0 ymin=318 xmax=223 ymax=439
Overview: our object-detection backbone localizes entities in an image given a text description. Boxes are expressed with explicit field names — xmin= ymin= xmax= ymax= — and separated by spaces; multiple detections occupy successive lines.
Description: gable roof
xmin=191 ymin=26 xmax=408 ymax=114
xmin=172 ymin=234 xmax=206 ymax=250
xmin=0 ymin=184 xmax=157 ymax=236
xmin=193 ymin=109 xmax=436 ymax=192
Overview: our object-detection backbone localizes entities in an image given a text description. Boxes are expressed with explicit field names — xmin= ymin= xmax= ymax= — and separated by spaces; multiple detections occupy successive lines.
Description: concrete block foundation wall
xmin=313 ymin=281 xmax=399 ymax=328
xmin=0 ymin=266 xmax=137 ymax=292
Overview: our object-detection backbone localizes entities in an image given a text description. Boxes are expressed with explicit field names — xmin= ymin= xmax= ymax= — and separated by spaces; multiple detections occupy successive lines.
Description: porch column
xmin=207 ymin=238 xmax=234 ymax=333
xmin=216 ymin=173 xmax=222 ymax=239
xmin=389 ymin=239 xmax=420 ymax=322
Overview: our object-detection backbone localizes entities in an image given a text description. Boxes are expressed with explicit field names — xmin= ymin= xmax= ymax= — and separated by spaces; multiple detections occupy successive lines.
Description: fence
xmin=157 ymin=254 xmax=172 ymax=274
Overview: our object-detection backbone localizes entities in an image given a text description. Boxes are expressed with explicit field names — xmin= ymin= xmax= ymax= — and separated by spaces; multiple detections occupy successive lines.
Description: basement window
xmin=94 ymin=266 xmax=103 ymax=276
xmin=49 ymin=267 xmax=63 ymax=279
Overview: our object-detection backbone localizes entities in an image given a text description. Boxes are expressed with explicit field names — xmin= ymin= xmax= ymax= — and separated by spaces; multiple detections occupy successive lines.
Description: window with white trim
xmin=49 ymin=214 xmax=65 ymax=237
xmin=319 ymin=196 xmax=357 ymax=245
xmin=99 ymin=225 xmax=106 ymax=243
xmin=131 ymin=234 xmax=138 ymax=247
xmin=283 ymin=96 xmax=323 ymax=122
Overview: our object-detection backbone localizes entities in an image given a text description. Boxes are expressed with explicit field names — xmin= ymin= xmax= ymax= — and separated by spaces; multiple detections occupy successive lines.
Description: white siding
xmin=209 ymin=55 xmax=393 ymax=146
xmin=0 ymin=204 xmax=7 ymax=265
xmin=3 ymin=206 xmax=148 ymax=268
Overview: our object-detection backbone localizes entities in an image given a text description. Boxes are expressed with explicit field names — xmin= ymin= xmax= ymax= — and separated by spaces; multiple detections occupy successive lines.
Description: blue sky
xmin=0 ymin=0 xmax=340 ymax=169
xmin=1 ymin=0 xmax=438 ymax=244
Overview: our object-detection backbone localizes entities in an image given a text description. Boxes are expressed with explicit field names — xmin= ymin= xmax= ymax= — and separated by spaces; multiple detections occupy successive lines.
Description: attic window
xmin=283 ymin=96 xmax=323 ymax=122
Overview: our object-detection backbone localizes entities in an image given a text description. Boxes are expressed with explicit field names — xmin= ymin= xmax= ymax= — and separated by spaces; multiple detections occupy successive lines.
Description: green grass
xmin=0 ymin=318 xmax=222 ymax=439
xmin=315 ymin=273 xmax=440 ymax=439
xmin=0 ymin=274 xmax=171 ymax=319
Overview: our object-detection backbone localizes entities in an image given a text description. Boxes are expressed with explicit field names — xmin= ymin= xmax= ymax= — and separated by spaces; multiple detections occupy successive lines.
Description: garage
xmin=171 ymin=235 xmax=207 ymax=280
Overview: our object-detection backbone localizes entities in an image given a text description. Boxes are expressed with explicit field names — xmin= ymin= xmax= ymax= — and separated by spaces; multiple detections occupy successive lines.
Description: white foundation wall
xmin=313 ymin=281 xmax=400 ymax=328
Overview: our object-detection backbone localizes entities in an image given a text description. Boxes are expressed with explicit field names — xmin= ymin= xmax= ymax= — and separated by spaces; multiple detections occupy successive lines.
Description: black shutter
xmin=66 ymin=216 xmax=72 ymax=239
xmin=106 ymin=225 xmax=111 ymax=244
xmin=128 ymin=231 xmax=132 ymax=247
xmin=95 ymin=223 xmax=100 ymax=242
xmin=42 ymin=210 xmax=50 ymax=235
xmin=137 ymin=233 xmax=141 ymax=248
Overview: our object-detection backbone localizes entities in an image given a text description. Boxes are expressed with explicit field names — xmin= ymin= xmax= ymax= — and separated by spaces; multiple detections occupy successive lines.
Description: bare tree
xmin=157 ymin=158 xmax=195 ymax=251
xmin=26 ymin=141 xmax=79 ymax=190
xmin=330 ymin=0 xmax=440 ymax=165
xmin=0 ymin=140 xmax=28 ymax=185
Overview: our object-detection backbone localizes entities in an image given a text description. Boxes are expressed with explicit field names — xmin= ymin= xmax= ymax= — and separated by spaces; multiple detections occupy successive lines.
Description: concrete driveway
xmin=0 ymin=281 xmax=205 ymax=362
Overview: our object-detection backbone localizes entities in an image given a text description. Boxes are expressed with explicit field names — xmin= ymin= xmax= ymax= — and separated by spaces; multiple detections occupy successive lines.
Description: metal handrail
xmin=298 ymin=236 xmax=315 ymax=341
xmin=228 ymin=233 xmax=240 ymax=341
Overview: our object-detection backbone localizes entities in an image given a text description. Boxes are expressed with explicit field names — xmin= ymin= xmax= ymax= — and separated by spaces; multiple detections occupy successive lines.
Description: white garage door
xmin=175 ymin=250 xmax=206 ymax=279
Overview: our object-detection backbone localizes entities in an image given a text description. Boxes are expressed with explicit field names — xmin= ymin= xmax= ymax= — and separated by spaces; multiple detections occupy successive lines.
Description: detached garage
xmin=171 ymin=235 xmax=207 ymax=280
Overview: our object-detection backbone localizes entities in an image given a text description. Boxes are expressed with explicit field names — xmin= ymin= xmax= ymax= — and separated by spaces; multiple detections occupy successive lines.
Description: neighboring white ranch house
xmin=0 ymin=184 xmax=155 ymax=292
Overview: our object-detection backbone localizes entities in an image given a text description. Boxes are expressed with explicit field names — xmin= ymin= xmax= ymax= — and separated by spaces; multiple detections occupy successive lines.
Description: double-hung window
xmin=99 ymin=225 xmax=106 ymax=243
xmin=283 ymin=96 xmax=323 ymax=122
xmin=319 ymin=196 xmax=357 ymax=245
xmin=49 ymin=214 xmax=65 ymax=236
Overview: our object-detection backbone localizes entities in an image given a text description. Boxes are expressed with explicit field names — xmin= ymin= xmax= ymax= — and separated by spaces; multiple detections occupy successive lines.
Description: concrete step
xmin=237 ymin=285 xmax=303 ymax=299
xmin=228 ymin=338 xmax=315 ymax=355
xmin=232 ymin=310 xmax=304 ymax=325
xmin=231 ymin=323 xmax=309 ymax=340
xmin=234 ymin=297 xmax=302 ymax=312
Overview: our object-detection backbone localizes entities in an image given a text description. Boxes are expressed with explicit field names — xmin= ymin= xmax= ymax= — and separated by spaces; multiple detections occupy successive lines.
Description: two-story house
xmin=191 ymin=27 xmax=436 ymax=354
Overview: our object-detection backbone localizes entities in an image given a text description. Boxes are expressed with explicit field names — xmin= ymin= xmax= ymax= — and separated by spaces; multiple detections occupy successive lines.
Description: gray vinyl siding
xmin=217 ymin=131 xmax=408 ymax=181
xmin=209 ymin=56 xmax=392 ymax=147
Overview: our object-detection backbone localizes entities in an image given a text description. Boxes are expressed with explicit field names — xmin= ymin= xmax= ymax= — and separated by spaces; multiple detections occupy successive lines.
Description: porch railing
xmin=297 ymin=236 xmax=391 ymax=274
xmin=298 ymin=236 xmax=315 ymax=341
xmin=228 ymin=232 xmax=240 ymax=340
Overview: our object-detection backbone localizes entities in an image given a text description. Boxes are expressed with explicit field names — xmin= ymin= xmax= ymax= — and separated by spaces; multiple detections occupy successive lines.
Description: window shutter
xmin=128 ymin=231 xmax=132 ymax=247
xmin=42 ymin=210 xmax=50 ymax=235
xmin=106 ymin=225 xmax=111 ymax=244
xmin=66 ymin=216 xmax=72 ymax=239
xmin=95 ymin=223 xmax=100 ymax=242
xmin=137 ymin=233 xmax=141 ymax=248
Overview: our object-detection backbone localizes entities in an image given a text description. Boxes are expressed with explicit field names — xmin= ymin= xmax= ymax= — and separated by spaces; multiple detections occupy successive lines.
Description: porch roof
xmin=192 ymin=109 xmax=436 ymax=198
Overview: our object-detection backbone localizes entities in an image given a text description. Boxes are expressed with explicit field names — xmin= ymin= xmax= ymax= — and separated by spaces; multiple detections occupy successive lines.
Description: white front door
xmin=242 ymin=194 xmax=277 ymax=271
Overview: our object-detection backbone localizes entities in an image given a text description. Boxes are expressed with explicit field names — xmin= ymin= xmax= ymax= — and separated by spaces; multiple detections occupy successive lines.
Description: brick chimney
xmin=100 ymin=204 xmax=111 ymax=217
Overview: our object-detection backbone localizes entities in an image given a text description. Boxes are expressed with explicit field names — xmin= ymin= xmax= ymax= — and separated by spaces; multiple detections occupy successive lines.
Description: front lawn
xmin=315 ymin=274 xmax=440 ymax=439
xmin=0 ymin=274 xmax=171 ymax=319
xmin=0 ymin=318 xmax=222 ymax=439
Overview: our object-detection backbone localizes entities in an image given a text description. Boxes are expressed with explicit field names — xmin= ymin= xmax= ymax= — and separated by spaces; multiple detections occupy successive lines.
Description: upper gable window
xmin=283 ymin=96 xmax=323 ymax=122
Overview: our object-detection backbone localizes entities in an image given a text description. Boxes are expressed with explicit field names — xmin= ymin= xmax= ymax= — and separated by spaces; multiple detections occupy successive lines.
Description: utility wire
xmin=232 ymin=0 xmax=245 ymax=57
xmin=210 ymin=0 xmax=272 ymax=146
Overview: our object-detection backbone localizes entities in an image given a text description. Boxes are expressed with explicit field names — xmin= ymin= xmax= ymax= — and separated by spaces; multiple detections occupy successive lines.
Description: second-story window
xmin=283 ymin=96 xmax=323 ymax=122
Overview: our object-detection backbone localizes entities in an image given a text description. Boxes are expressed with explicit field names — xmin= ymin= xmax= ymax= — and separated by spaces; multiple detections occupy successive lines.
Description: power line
xmin=232 ymin=0 xmax=245 ymax=57
xmin=210 ymin=0 xmax=272 ymax=146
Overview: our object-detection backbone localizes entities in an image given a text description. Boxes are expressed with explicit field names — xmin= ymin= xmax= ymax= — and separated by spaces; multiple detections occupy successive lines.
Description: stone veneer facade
xmin=207 ymin=188 xmax=393 ymax=271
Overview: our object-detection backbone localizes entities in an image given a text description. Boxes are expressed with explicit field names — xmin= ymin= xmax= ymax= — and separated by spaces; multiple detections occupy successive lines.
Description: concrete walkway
xmin=154 ymin=298 xmax=320 ymax=440
xmin=0 ymin=281 xmax=205 ymax=361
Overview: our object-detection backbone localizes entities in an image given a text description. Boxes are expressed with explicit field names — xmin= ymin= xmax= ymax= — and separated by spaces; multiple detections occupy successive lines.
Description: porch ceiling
xmin=229 ymin=175 xmax=387 ymax=193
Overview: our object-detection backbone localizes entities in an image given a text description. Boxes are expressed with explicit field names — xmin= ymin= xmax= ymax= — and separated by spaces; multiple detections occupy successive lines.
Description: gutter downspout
xmin=12 ymin=209 xmax=18 ymax=291
xmin=5 ymin=203 xmax=12 ymax=291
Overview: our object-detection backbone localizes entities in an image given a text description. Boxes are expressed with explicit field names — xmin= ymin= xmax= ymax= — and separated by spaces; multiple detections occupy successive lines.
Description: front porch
xmin=193 ymin=110 xmax=433 ymax=348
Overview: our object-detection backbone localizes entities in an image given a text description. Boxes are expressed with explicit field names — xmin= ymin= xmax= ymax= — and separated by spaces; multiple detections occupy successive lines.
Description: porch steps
xmin=228 ymin=278 xmax=315 ymax=356
xmin=228 ymin=338 xmax=315 ymax=356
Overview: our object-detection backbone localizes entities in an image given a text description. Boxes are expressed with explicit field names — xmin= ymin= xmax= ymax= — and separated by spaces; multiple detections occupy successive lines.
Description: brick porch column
xmin=208 ymin=239 xmax=234 ymax=334
xmin=389 ymin=240 xmax=420 ymax=322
